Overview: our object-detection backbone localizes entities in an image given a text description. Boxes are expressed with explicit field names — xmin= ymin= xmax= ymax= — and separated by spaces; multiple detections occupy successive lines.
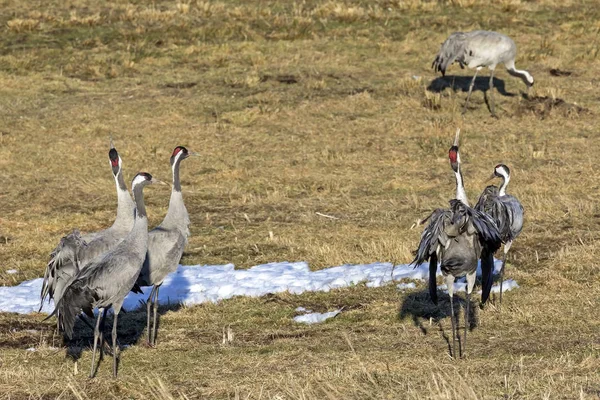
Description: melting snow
xmin=0 ymin=259 xmax=509 ymax=315
xmin=439 ymin=278 xmax=520 ymax=294
xmin=294 ymin=310 xmax=341 ymax=324
xmin=6 ymin=269 xmax=17 ymax=274
xmin=397 ymin=282 xmax=417 ymax=291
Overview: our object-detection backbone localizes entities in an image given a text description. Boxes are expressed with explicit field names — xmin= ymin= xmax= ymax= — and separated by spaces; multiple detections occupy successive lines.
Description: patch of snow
xmin=0 ymin=258 xmax=512 ymax=315
xmin=293 ymin=310 xmax=341 ymax=324
xmin=25 ymin=347 xmax=36 ymax=352
xmin=397 ymin=282 xmax=416 ymax=291
xmin=439 ymin=279 xmax=520 ymax=295
xmin=6 ymin=269 xmax=17 ymax=274
xmin=490 ymin=279 xmax=519 ymax=293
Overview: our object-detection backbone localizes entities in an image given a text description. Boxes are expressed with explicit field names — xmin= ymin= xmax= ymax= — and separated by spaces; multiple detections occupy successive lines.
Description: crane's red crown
xmin=448 ymin=147 xmax=458 ymax=163
xmin=172 ymin=146 xmax=188 ymax=157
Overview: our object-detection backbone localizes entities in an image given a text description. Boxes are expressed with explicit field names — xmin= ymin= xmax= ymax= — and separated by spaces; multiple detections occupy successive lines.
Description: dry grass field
xmin=0 ymin=0 xmax=600 ymax=398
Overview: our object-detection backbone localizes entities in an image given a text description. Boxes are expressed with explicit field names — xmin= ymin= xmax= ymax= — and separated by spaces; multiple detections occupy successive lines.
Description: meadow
xmin=0 ymin=0 xmax=599 ymax=398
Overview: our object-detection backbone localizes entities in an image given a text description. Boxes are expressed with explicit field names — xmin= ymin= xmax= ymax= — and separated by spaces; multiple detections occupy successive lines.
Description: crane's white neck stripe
xmin=172 ymin=152 xmax=184 ymax=172
xmin=498 ymin=170 xmax=510 ymax=196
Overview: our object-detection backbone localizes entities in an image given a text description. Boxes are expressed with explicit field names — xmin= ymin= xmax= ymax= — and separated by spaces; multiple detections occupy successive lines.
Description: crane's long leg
xmin=89 ymin=307 xmax=104 ymax=379
xmin=488 ymin=69 xmax=497 ymax=117
xmin=464 ymin=272 xmax=476 ymax=358
xmin=146 ymin=286 xmax=157 ymax=345
xmin=78 ymin=314 xmax=112 ymax=355
xmin=499 ymin=241 xmax=512 ymax=306
xmin=112 ymin=310 xmax=119 ymax=378
xmin=98 ymin=308 xmax=107 ymax=361
xmin=445 ymin=275 xmax=456 ymax=358
xmin=463 ymin=291 xmax=470 ymax=358
xmin=151 ymin=285 xmax=161 ymax=346
xmin=462 ymin=68 xmax=480 ymax=114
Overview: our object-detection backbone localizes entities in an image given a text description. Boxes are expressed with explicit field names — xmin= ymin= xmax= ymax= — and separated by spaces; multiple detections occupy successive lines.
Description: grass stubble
xmin=0 ymin=0 xmax=599 ymax=398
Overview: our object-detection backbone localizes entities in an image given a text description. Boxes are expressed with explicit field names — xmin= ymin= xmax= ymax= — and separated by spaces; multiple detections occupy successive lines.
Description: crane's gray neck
xmin=114 ymin=171 xmax=135 ymax=226
xmin=162 ymin=190 xmax=188 ymax=227
xmin=172 ymin=160 xmax=182 ymax=192
xmin=506 ymin=66 xmax=533 ymax=87
xmin=499 ymin=173 xmax=510 ymax=197
xmin=454 ymin=168 xmax=469 ymax=206
xmin=133 ymin=185 xmax=148 ymax=219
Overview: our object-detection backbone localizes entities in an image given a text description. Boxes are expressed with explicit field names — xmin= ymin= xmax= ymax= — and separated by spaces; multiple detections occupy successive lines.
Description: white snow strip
xmin=293 ymin=310 xmax=341 ymax=324
xmin=397 ymin=282 xmax=417 ymax=291
xmin=490 ymin=279 xmax=519 ymax=293
xmin=295 ymin=307 xmax=312 ymax=313
xmin=6 ymin=269 xmax=17 ymax=274
xmin=0 ymin=259 xmax=508 ymax=315
xmin=439 ymin=279 xmax=520 ymax=295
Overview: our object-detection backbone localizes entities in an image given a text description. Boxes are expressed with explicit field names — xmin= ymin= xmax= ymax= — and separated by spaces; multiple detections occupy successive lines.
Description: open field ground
xmin=1 ymin=0 xmax=600 ymax=398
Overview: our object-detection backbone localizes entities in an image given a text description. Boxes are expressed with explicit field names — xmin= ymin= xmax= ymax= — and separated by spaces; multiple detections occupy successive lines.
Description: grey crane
xmin=475 ymin=164 xmax=524 ymax=305
xmin=47 ymin=172 xmax=161 ymax=378
xmin=412 ymin=130 xmax=502 ymax=358
xmin=40 ymin=142 xmax=137 ymax=313
xmin=135 ymin=146 xmax=196 ymax=346
xmin=432 ymin=30 xmax=534 ymax=117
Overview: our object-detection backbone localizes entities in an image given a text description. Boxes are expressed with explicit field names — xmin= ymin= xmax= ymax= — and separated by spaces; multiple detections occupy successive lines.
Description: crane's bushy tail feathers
xmin=411 ymin=208 xmax=448 ymax=267
xmin=57 ymin=283 xmax=96 ymax=339
xmin=449 ymin=199 xmax=503 ymax=253
xmin=40 ymin=231 xmax=87 ymax=311
xmin=475 ymin=186 xmax=514 ymax=242
xmin=131 ymin=283 xmax=144 ymax=294
xmin=432 ymin=32 xmax=467 ymax=76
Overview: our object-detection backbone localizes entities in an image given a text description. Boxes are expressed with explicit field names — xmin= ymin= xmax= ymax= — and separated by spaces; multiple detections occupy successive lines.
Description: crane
xmin=412 ymin=129 xmax=502 ymax=358
xmin=432 ymin=31 xmax=534 ymax=117
xmin=135 ymin=146 xmax=197 ymax=346
xmin=40 ymin=142 xmax=137 ymax=312
xmin=46 ymin=172 xmax=162 ymax=378
xmin=475 ymin=164 xmax=524 ymax=305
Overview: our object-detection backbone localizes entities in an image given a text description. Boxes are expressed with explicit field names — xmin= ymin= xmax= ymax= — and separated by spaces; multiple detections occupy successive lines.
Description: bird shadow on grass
xmin=63 ymin=272 xmax=190 ymax=365
xmin=398 ymin=287 xmax=480 ymax=356
xmin=427 ymin=75 xmax=515 ymax=97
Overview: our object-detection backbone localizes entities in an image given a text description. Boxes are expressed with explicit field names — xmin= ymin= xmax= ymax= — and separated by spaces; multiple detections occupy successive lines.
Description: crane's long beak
xmin=485 ymin=173 xmax=496 ymax=182
xmin=109 ymin=136 xmax=115 ymax=149
xmin=151 ymin=178 xmax=169 ymax=186
xmin=189 ymin=151 xmax=201 ymax=157
xmin=453 ymin=128 xmax=460 ymax=147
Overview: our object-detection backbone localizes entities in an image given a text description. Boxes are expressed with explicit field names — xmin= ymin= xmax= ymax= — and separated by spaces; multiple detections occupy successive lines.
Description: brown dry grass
xmin=0 ymin=0 xmax=600 ymax=398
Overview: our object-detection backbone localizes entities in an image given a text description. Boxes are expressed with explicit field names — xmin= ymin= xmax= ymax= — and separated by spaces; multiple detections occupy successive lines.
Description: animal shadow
xmin=427 ymin=75 xmax=515 ymax=97
xmin=63 ymin=302 xmax=184 ymax=362
xmin=62 ymin=270 xmax=191 ymax=366
xmin=398 ymin=287 xmax=480 ymax=356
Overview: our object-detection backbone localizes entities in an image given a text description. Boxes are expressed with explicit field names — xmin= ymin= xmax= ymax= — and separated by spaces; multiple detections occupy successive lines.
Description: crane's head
xmin=131 ymin=172 xmax=163 ymax=189
xmin=108 ymin=148 xmax=122 ymax=176
xmin=170 ymin=146 xmax=189 ymax=164
xmin=524 ymin=72 xmax=534 ymax=87
xmin=494 ymin=164 xmax=510 ymax=179
xmin=448 ymin=128 xmax=461 ymax=173
xmin=170 ymin=146 xmax=199 ymax=166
